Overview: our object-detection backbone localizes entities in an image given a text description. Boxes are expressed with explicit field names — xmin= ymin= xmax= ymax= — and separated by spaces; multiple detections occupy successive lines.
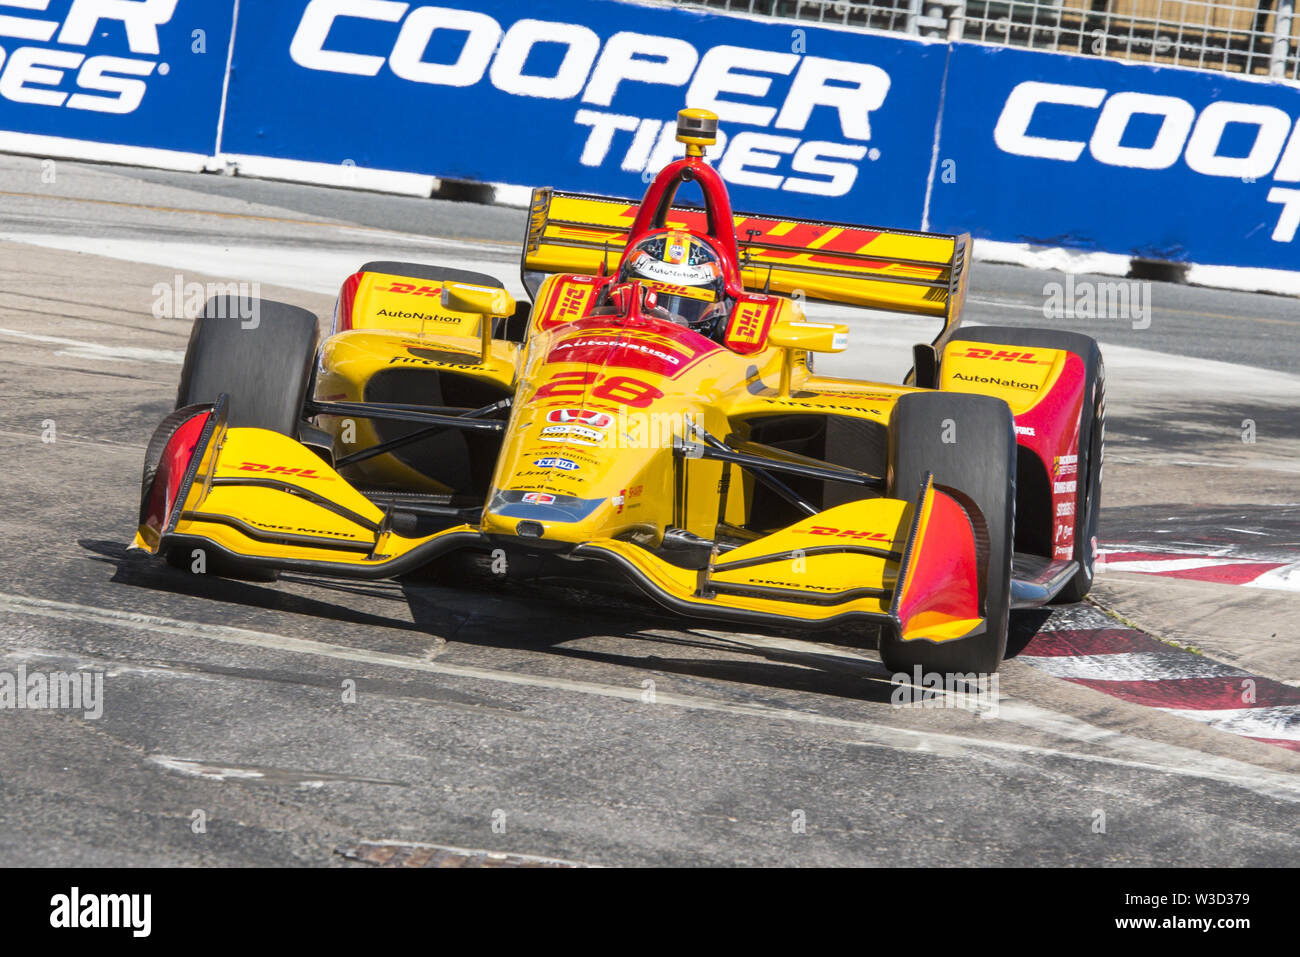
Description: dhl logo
xmin=724 ymin=299 xmax=775 ymax=352
xmin=238 ymin=462 xmax=335 ymax=481
xmin=955 ymin=347 xmax=1050 ymax=364
xmin=798 ymin=526 xmax=893 ymax=542
xmin=541 ymin=279 xmax=596 ymax=328
xmin=379 ymin=282 xmax=443 ymax=298
xmin=730 ymin=304 xmax=767 ymax=344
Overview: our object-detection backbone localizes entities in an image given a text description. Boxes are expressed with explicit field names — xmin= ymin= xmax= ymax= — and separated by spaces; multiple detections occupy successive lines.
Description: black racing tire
xmin=176 ymin=296 xmax=319 ymax=435
xmin=882 ymin=391 xmax=1016 ymax=677
xmin=949 ymin=326 xmax=1103 ymax=602
xmin=170 ymin=296 xmax=319 ymax=582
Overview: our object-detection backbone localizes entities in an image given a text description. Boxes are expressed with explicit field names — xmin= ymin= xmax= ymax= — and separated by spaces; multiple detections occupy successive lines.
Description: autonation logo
xmin=995 ymin=80 xmax=1300 ymax=243
xmin=0 ymin=0 xmax=177 ymax=114
xmin=290 ymin=0 xmax=888 ymax=197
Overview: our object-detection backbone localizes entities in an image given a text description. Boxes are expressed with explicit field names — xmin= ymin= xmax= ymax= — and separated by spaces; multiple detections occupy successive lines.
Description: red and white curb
xmin=1098 ymin=548 xmax=1300 ymax=590
xmin=1020 ymin=607 xmax=1300 ymax=752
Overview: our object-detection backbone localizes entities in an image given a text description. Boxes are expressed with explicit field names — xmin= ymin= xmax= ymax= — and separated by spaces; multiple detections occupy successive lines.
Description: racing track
xmin=0 ymin=154 xmax=1297 ymax=866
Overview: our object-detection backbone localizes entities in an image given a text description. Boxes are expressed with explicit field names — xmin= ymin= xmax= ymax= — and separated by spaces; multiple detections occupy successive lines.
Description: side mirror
xmin=767 ymin=320 xmax=849 ymax=353
xmin=441 ymin=283 xmax=515 ymax=317
xmin=441 ymin=283 xmax=517 ymax=364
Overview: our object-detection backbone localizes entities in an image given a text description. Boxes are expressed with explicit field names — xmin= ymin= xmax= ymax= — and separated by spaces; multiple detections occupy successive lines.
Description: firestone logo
xmin=0 ymin=0 xmax=178 ymax=114
xmin=289 ymin=0 xmax=890 ymax=197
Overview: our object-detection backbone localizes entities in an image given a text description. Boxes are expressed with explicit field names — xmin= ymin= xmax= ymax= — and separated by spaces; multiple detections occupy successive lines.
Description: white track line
xmin=3 ymin=591 xmax=1298 ymax=803
xmin=0 ymin=428 xmax=145 ymax=453
xmin=0 ymin=327 xmax=183 ymax=364
xmin=1102 ymin=557 xmax=1266 ymax=574
xmin=1017 ymin=652 xmax=1251 ymax=682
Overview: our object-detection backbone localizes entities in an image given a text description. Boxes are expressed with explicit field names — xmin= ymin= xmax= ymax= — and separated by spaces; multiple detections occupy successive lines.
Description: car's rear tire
xmin=949 ymin=326 xmax=1103 ymax=602
xmin=169 ymin=296 xmax=319 ymax=581
xmin=881 ymin=391 xmax=1015 ymax=677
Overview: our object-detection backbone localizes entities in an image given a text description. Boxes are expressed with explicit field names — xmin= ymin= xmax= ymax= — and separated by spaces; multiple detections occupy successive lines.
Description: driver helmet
xmin=619 ymin=230 xmax=731 ymax=337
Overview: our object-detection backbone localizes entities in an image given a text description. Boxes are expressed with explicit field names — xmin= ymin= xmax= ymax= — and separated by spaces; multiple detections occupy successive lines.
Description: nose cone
xmin=480 ymin=414 xmax=670 ymax=545
xmin=485 ymin=313 xmax=726 ymax=546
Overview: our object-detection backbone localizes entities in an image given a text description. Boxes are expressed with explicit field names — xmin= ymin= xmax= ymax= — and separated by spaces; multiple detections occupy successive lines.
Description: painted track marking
xmin=3 ymin=591 xmax=1298 ymax=801
xmin=1024 ymin=607 xmax=1300 ymax=752
xmin=1100 ymin=548 xmax=1300 ymax=591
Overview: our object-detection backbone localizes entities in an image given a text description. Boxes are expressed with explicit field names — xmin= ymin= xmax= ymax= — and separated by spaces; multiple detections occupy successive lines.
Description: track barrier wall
xmin=0 ymin=0 xmax=1296 ymax=271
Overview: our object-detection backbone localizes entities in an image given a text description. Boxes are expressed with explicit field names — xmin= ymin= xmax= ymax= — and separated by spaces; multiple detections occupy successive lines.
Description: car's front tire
xmin=166 ymin=296 xmax=320 ymax=581
xmin=880 ymin=391 xmax=1016 ymax=677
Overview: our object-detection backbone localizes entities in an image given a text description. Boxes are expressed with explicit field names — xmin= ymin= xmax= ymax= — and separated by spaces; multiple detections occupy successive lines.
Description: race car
xmin=132 ymin=109 xmax=1103 ymax=677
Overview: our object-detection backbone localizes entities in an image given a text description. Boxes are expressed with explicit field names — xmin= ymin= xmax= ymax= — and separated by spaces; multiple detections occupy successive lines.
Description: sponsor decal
xmin=238 ymin=462 xmax=334 ymax=481
xmin=630 ymin=251 xmax=717 ymax=286
xmin=994 ymin=79 xmax=1300 ymax=243
xmin=545 ymin=408 xmax=613 ymax=428
xmin=0 ymin=0 xmax=177 ymax=115
xmin=1054 ymin=480 xmax=1077 ymax=494
xmin=612 ymin=484 xmax=644 ymax=513
xmin=521 ymin=492 xmax=556 ymax=505
xmin=1056 ymin=501 xmax=1075 ymax=517
xmin=545 ymin=332 xmax=717 ymax=379
xmin=1014 ymin=424 xmax=1036 ymax=437
xmin=952 ymin=371 xmax=1038 ymax=391
xmin=540 ymin=424 xmax=603 ymax=444
xmin=254 ymin=520 xmax=364 ymax=539
xmin=751 ymin=577 xmax=837 ymax=592
xmin=288 ymin=1 xmax=889 ymax=198
xmin=955 ymin=347 xmax=1050 ymax=364
xmin=798 ymin=525 xmax=892 ymax=542
xmin=532 ymin=456 xmax=580 ymax=472
xmin=376 ymin=308 xmax=461 ymax=323
xmin=540 ymin=277 xmax=596 ymax=329
xmin=725 ymin=299 xmax=775 ymax=351
xmin=379 ymin=282 xmax=443 ymax=297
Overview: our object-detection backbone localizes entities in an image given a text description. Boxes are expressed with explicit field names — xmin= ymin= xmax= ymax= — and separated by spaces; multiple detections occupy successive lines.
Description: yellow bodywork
xmin=135 ymin=222 xmax=1061 ymax=639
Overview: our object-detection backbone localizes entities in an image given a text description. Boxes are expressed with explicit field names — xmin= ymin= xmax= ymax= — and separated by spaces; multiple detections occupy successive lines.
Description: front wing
xmin=134 ymin=397 xmax=991 ymax=648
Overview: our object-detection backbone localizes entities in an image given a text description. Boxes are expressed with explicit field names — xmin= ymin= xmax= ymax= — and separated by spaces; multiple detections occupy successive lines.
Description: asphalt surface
xmin=0 ymin=155 xmax=1297 ymax=867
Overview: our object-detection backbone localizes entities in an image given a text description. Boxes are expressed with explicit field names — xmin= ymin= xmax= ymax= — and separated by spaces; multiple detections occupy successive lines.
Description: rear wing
xmin=521 ymin=188 xmax=971 ymax=327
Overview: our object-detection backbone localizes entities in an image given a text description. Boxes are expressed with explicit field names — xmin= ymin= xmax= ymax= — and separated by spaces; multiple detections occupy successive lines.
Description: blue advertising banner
xmin=220 ymin=0 xmax=949 ymax=225
xmin=929 ymin=41 xmax=1300 ymax=271
xmin=2 ymin=2 xmax=1294 ymax=272
xmin=0 ymin=0 xmax=235 ymax=155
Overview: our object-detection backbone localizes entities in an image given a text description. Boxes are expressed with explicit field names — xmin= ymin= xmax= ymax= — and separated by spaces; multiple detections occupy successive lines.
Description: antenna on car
xmin=676 ymin=108 xmax=718 ymax=160
xmin=740 ymin=227 xmax=761 ymax=270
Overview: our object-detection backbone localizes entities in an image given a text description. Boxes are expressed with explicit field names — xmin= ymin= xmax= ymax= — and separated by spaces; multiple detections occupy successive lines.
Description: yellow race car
xmin=133 ymin=110 xmax=1103 ymax=677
